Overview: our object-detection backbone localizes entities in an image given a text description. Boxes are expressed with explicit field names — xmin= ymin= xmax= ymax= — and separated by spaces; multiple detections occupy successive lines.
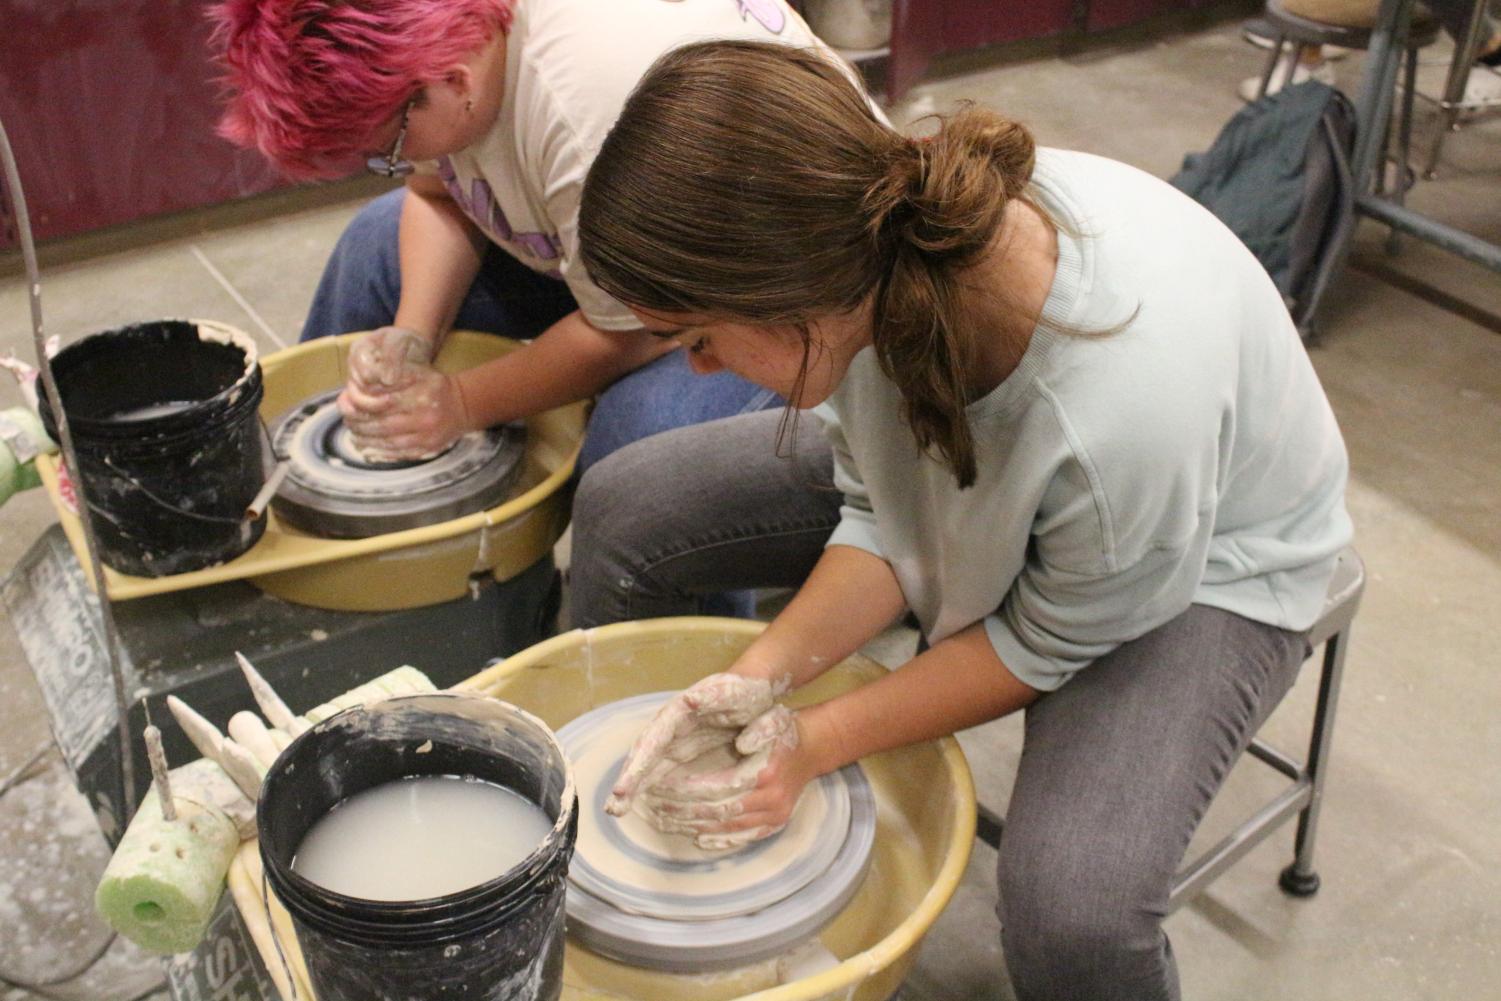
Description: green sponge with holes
xmin=94 ymin=764 xmax=240 ymax=954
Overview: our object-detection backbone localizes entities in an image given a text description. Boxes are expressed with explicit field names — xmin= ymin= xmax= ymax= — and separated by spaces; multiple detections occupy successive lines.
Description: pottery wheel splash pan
xmin=557 ymin=693 xmax=876 ymax=973
xmin=269 ymin=389 xmax=526 ymax=539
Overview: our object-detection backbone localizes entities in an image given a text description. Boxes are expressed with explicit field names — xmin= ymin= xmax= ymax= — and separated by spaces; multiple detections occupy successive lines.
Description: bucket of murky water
xmin=257 ymin=692 xmax=578 ymax=1001
xmin=36 ymin=319 xmax=271 ymax=576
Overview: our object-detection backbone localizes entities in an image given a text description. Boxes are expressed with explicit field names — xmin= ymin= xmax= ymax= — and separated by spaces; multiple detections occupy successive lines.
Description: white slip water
xmin=292 ymin=774 xmax=552 ymax=901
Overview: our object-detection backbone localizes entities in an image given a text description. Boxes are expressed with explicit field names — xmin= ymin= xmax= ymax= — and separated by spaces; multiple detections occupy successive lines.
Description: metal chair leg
xmin=1352 ymin=0 xmax=1413 ymax=190
xmin=1296 ymin=0 xmax=1410 ymax=337
xmin=1387 ymin=43 xmax=1422 ymax=252
xmin=1374 ymin=52 xmax=1391 ymax=200
xmin=1423 ymin=0 xmax=1493 ymax=179
xmin=1258 ymin=38 xmax=1288 ymax=99
xmin=976 ymin=802 xmax=1004 ymax=850
xmin=1279 ymin=626 xmax=1351 ymax=897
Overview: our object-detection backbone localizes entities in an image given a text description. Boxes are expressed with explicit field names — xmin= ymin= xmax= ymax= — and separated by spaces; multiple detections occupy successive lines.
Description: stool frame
xmin=1419 ymin=0 xmax=1501 ymax=179
xmin=1253 ymin=0 xmax=1437 ymax=208
xmin=975 ymin=549 xmax=1365 ymax=911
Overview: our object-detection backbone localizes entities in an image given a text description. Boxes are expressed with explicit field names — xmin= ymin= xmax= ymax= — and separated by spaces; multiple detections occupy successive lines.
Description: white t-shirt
xmin=816 ymin=149 xmax=1353 ymax=691
xmin=430 ymin=0 xmax=828 ymax=332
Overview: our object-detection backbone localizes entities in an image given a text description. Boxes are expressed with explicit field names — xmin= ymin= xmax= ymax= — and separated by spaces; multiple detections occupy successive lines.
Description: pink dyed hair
xmin=209 ymin=0 xmax=514 ymax=178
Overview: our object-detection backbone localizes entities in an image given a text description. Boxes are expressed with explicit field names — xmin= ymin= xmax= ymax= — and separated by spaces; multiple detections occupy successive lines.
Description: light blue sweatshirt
xmin=815 ymin=148 xmax=1353 ymax=691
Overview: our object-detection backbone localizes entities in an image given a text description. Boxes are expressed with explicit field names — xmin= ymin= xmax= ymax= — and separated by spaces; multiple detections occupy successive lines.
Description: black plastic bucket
xmin=258 ymin=693 xmax=578 ymax=1001
xmin=36 ymin=319 xmax=270 ymax=577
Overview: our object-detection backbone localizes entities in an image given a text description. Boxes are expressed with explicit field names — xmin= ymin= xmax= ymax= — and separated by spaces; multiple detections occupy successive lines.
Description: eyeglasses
xmin=367 ymin=97 xmax=417 ymax=178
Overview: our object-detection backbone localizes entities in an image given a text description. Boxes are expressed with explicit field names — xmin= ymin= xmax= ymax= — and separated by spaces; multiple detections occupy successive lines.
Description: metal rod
xmin=975 ymin=802 xmax=1005 ymax=850
xmin=1245 ymin=737 xmax=1303 ymax=780
xmin=1357 ymin=195 xmax=1501 ymax=272
xmin=1286 ymin=628 xmax=1352 ymax=881
xmin=0 ymin=113 xmax=138 ymax=818
xmin=1169 ymin=780 xmax=1313 ymax=912
xmin=1351 ymin=0 xmax=1412 ymax=193
xmin=1423 ymin=0 xmax=1493 ymax=178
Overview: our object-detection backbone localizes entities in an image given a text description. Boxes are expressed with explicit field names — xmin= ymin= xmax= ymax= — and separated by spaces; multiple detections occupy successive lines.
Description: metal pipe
xmin=1423 ymin=0 xmax=1494 ymax=178
xmin=1350 ymin=0 xmax=1412 ymax=193
xmin=1245 ymin=737 xmax=1303 ymax=780
xmin=0 ymin=114 xmax=138 ymax=820
xmin=1168 ymin=780 xmax=1313 ymax=911
xmin=1357 ymin=195 xmax=1501 ymax=273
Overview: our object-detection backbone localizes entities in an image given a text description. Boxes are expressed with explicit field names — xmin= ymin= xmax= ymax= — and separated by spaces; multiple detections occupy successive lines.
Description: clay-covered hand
xmin=604 ymin=673 xmax=787 ymax=817
xmin=346 ymin=326 xmax=434 ymax=390
xmin=636 ymin=705 xmax=811 ymax=851
xmin=338 ymin=330 xmax=473 ymax=462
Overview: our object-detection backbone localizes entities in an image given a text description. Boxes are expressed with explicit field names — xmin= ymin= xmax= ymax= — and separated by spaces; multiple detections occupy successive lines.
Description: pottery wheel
xmin=558 ymin=693 xmax=876 ymax=972
xmin=268 ymin=389 xmax=526 ymax=538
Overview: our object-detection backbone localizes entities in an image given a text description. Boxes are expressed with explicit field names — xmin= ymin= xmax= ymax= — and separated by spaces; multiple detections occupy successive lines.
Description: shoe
xmin=1240 ymin=19 xmax=1352 ymax=59
xmin=1238 ymin=56 xmax=1336 ymax=102
xmin=1462 ymin=66 xmax=1501 ymax=106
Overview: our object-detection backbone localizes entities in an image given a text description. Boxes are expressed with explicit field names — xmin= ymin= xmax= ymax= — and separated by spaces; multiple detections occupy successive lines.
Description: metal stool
xmin=1255 ymin=0 xmax=1440 ymax=201
xmin=1420 ymin=0 xmax=1501 ymax=178
xmin=975 ymin=546 xmax=1366 ymax=908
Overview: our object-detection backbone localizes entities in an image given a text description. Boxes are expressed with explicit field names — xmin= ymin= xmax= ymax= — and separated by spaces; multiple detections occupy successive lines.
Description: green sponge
xmin=94 ymin=764 xmax=240 ymax=954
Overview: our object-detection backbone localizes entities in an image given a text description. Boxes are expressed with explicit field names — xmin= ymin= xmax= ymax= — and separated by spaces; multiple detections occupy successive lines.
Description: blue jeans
xmin=304 ymin=189 xmax=781 ymax=617
xmin=302 ymin=189 xmax=780 ymax=474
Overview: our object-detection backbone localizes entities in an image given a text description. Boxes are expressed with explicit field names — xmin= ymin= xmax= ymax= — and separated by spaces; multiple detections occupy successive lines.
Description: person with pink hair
xmin=210 ymin=0 xmax=846 ymax=619
xmin=210 ymin=0 xmax=825 ymax=475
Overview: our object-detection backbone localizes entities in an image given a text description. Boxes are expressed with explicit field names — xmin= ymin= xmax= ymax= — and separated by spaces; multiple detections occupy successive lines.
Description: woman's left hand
xmin=637 ymin=706 xmax=819 ymax=851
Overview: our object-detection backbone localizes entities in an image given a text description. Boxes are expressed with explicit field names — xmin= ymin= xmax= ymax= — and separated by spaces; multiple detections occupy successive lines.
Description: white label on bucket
xmin=291 ymin=774 xmax=552 ymax=901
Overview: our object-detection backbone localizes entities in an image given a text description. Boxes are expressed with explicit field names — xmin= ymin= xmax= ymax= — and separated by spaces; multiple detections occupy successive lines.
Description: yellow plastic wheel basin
xmin=37 ymin=326 xmax=585 ymax=610
xmin=227 ymin=618 xmax=976 ymax=1001
xmin=459 ymin=618 xmax=977 ymax=1001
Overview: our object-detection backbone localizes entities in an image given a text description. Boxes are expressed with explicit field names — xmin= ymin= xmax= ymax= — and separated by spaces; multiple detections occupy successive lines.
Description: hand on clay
xmin=638 ymin=705 xmax=811 ymax=851
xmin=338 ymin=331 xmax=473 ymax=462
xmin=347 ymin=326 xmax=434 ymax=390
xmin=605 ymin=672 xmax=785 ymax=816
xmin=605 ymin=673 xmax=810 ymax=851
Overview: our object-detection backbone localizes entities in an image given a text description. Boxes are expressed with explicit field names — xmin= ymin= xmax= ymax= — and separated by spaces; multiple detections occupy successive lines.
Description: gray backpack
xmin=1171 ymin=81 xmax=1356 ymax=340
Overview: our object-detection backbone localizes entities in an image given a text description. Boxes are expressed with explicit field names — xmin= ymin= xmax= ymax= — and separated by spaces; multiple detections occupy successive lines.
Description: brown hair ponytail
xmin=863 ymin=109 xmax=1035 ymax=487
xmin=580 ymin=41 xmax=1039 ymax=487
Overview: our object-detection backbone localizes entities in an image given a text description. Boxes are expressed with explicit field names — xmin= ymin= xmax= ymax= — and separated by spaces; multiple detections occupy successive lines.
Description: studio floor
xmin=3 ymin=12 xmax=1499 ymax=1001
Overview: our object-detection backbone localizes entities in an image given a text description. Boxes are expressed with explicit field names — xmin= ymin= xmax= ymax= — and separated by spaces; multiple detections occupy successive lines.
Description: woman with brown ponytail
xmin=579 ymin=40 xmax=1352 ymax=998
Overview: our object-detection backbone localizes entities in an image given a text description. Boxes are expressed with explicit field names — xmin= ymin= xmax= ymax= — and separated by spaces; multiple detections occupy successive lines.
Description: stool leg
xmin=976 ymin=803 xmax=1004 ymax=850
xmin=1280 ymin=626 xmax=1351 ymax=897
xmin=1386 ymin=44 xmax=1421 ymax=253
xmin=1257 ymin=38 xmax=1287 ymax=100
xmin=1376 ymin=87 xmax=1394 ymax=198
xmin=1424 ymin=0 xmax=1493 ymax=179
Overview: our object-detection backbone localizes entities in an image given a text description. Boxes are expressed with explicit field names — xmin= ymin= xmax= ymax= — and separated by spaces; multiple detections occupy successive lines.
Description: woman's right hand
xmin=337 ymin=326 xmax=476 ymax=462
xmin=604 ymin=672 xmax=787 ymax=818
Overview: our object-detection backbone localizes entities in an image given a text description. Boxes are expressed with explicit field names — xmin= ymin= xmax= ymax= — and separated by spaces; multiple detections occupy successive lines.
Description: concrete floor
xmin=3 ymin=12 xmax=1500 ymax=1001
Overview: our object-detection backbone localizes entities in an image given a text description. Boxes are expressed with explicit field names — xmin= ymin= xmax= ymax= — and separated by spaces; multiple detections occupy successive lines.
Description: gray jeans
xmin=569 ymin=409 xmax=841 ymax=627
xmin=569 ymin=409 xmax=1310 ymax=1000
xmin=999 ymin=603 xmax=1308 ymax=1000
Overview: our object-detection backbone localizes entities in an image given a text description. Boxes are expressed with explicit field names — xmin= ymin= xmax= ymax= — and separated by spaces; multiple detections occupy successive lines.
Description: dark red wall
xmin=888 ymin=0 xmax=1227 ymax=99
xmin=0 ymin=0 xmax=289 ymax=248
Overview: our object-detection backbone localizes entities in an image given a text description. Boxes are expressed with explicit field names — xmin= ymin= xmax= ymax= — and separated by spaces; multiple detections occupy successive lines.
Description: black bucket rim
xmin=258 ymin=693 xmax=579 ymax=944
xmin=36 ymin=319 xmax=262 ymax=441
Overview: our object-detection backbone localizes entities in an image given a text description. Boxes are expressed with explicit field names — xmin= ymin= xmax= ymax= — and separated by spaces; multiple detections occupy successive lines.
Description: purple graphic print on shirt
xmin=737 ymin=0 xmax=786 ymax=33
xmin=436 ymin=157 xmax=565 ymax=276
